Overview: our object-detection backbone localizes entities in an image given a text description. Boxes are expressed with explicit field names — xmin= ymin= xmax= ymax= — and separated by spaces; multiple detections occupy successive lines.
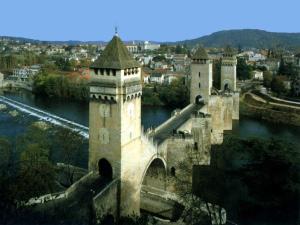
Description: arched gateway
xmin=98 ymin=158 xmax=113 ymax=180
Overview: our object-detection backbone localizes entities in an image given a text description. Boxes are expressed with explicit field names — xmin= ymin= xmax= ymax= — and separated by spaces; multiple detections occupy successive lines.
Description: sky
xmin=1 ymin=0 xmax=300 ymax=42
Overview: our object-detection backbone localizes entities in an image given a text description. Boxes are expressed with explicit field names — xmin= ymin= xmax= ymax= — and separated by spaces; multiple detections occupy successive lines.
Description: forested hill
xmin=175 ymin=29 xmax=300 ymax=49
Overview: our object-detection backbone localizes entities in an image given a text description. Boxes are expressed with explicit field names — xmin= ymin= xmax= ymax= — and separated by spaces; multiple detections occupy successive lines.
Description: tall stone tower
xmin=89 ymin=34 xmax=142 ymax=215
xmin=190 ymin=47 xmax=212 ymax=104
xmin=221 ymin=46 xmax=237 ymax=91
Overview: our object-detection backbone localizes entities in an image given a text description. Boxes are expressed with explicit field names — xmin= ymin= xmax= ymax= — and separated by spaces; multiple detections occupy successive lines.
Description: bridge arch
xmin=98 ymin=158 xmax=113 ymax=181
xmin=140 ymin=157 xmax=167 ymax=190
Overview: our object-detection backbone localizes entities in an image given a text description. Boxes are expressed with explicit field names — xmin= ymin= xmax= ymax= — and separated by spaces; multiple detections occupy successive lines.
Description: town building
xmin=142 ymin=41 xmax=160 ymax=51
xmin=253 ymin=70 xmax=264 ymax=80
xmin=172 ymin=54 xmax=189 ymax=72
xmin=149 ymin=72 xmax=165 ymax=84
xmin=11 ymin=65 xmax=41 ymax=82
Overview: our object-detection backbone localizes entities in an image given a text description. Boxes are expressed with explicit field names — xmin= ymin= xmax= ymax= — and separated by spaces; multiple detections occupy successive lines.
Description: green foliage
xmin=18 ymin=143 xmax=55 ymax=200
xmin=157 ymin=77 xmax=189 ymax=108
xmin=278 ymin=58 xmax=298 ymax=78
xmin=142 ymin=77 xmax=189 ymax=108
xmin=196 ymin=136 xmax=300 ymax=223
xmin=33 ymin=71 xmax=89 ymax=101
xmin=271 ymin=76 xmax=286 ymax=95
xmin=0 ymin=137 xmax=12 ymax=167
xmin=56 ymin=129 xmax=84 ymax=185
xmin=142 ymin=86 xmax=163 ymax=106
xmin=0 ymin=51 xmax=40 ymax=71
xmin=152 ymin=55 xmax=166 ymax=62
xmin=263 ymin=71 xmax=273 ymax=88
xmin=53 ymin=56 xmax=77 ymax=71
xmin=237 ymin=58 xmax=253 ymax=80
xmin=175 ymin=44 xmax=189 ymax=54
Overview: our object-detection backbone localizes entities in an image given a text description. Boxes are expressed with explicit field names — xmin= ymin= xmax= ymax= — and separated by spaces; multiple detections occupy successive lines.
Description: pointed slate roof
xmin=223 ymin=45 xmax=236 ymax=57
xmin=91 ymin=35 xmax=140 ymax=69
xmin=192 ymin=46 xmax=209 ymax=60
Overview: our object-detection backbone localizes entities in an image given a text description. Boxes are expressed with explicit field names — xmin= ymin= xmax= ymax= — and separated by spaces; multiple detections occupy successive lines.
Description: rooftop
xmin=91 ymin=35 xmax=140 ymax=69
xmin=223 ymin=45 xmax=236 ymax=57
xmin=192 ymin=47 xmax=209 ymax=60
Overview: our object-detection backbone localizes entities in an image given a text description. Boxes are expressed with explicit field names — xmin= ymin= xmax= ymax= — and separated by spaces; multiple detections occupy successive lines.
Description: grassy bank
xmin=240 ymin=93 xmax=300 ymax=126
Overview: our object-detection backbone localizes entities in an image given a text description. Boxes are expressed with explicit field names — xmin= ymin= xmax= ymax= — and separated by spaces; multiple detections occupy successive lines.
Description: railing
xmin=0 ymin=96 xmax=89 ymax=138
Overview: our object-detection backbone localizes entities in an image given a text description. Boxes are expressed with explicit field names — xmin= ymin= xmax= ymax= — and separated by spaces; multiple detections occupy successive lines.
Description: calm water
xmin=1 ymin=90 xmax=300 ymax=146
xmin=1 ymin=90 xmax=299 ymax=225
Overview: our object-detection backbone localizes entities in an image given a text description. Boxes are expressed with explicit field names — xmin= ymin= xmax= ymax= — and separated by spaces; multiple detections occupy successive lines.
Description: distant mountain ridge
xmin=175 ymin=29 xmax=300 ymax=49
xmin=1 ymin=29 xmax=300 ymax=48
xmin=0 ymin=36 xmax=158 ymax=46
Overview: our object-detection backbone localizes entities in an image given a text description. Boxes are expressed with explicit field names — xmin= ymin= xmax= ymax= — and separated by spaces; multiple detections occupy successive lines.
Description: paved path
xmin=150 ymin=104 xmax=203 ymax=145
xmin=248 ymin=92 xmax=300 ymax=110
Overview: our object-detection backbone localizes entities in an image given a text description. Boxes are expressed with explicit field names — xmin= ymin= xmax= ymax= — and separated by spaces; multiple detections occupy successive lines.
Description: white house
xmin=143 ymin=41 xmax=160 ymax=51
xmin=12 ymin=65 xmax=41 ymax=82
xmin=150 ymin=73 xmax=165 ymax=84
xmin=253 ymin=70 xmax=264 ymax=81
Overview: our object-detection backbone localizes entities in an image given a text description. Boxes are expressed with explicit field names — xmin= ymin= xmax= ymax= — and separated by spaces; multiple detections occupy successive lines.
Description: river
xmin=1 ymin=90 xmax=300 ymax=225
xmin=1 ymin=90 xmax=300 ymax=146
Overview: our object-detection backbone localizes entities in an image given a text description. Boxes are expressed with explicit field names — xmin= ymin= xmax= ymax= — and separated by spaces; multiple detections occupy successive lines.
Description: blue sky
xmin=1 ymin=0 xmax=299 ymax=42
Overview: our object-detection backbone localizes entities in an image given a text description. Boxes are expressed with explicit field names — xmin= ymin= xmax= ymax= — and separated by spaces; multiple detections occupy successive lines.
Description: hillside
xmin=176 ymin=29 xmax=300 ymax=49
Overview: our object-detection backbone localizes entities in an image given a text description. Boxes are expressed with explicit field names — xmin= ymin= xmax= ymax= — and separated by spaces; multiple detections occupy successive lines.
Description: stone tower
xmin=190 ymin=47 xmax=212 ymax=104
xmin=89 ymin=34 xmax=143 ymax=216
xmin=221 ymin=46 xmax=237 ymax=91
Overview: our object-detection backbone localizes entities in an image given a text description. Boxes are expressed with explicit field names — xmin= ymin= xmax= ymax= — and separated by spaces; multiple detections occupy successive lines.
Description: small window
xmin=199 ymin=72 xmax=201 ymax=77
xmin=199 ymin=83 xmax=201 ymax=88
xmin=170 ymin=167 xmax=176 ymax=177
xmin=112 ymin=69 xmax=116 ymax=76
xmin=194 ymin=142 xmax=198 ymax=150
xmin=94 ymin=69 xmax=98 ymax=75
xmin=100 ymin=69 xmax=104 ymax=75
xmin=106 ymin=69 xmax=110 ymax=75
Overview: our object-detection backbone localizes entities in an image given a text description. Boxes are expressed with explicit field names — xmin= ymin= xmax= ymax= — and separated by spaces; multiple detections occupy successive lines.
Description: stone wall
xmin=232 ymin=92 xmax=240 ymax=120
xmin=0 ymin=73 xmax=3 ymax=88
xmin=93 ymin=179 xmax=119 ymax=222
xmin=222 ymin=95 xmax=233 ymax=131
xmin=208 ymin=96 xmax=224 ymax=144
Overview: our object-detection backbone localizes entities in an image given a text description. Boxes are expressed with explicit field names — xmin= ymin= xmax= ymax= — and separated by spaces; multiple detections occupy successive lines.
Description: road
xmin=150 ymin=104 xmax=203 ymax=145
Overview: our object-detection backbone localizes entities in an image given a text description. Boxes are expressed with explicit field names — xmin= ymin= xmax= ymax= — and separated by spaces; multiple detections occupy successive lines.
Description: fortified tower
xmin=221 ymin=46 xmax=237 ymax=91
xmin=89 ymin=34 xmax=143 ymax=215
xmin=190 ymin=47 xmax=213 ymax=104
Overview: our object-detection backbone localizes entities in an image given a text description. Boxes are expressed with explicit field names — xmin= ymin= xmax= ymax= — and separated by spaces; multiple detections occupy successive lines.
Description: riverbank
xmin=240 ymin=92 xmax=300 ymax=126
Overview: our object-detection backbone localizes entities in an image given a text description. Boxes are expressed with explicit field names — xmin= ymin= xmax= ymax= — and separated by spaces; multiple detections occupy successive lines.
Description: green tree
xmin=158 ymin=77 xmax=189 ymax=108
xmin=237 ymin=58 xmax=253 ymax=80
xmin=196 ymin=136 xmax=300 ymax=223
xmin=57 ymin=129 xmax=84 ymax=186
xmin=263 ymin=71 xmax=273 ymax=88
xmin=18 ymin=143 xmax=55 ymax=200
xmin=271 ymin=76 xmax=286 ymax=95
xmin=0 ymin=137 xmax=12 ymax=167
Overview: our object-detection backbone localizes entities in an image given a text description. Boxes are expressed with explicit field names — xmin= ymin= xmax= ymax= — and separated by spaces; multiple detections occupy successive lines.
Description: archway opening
xmin=224 ymin=83 xmax=229 ymax=91
xmin=98 ymin=158 xmax=113 ymax=181
xmin=142 ymin=158 xmax=166 ymax=190
xmin=170 ymin=167 xmax=176 ymax=177
xmin=195 ymin=95 xmax=203 ymax=104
